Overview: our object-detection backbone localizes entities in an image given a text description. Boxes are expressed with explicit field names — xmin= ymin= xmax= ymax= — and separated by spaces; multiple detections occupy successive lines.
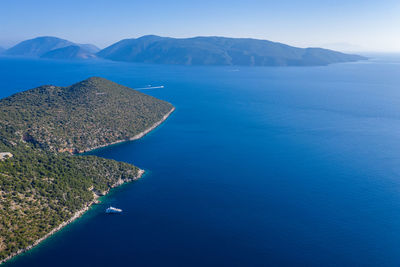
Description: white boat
xmin=134 ymin=85 xmax=164 ymax=90
xmin=106 ymin=206 xmax=123 ymax=213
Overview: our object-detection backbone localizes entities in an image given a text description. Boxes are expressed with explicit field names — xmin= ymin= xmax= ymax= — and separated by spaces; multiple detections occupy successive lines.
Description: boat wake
xmin=135 ymin=85 xmax=164 ymax=90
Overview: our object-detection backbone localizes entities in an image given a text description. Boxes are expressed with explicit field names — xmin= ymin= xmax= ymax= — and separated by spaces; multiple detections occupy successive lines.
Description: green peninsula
xmin=0 ymin=77 xmax=174 ymax=263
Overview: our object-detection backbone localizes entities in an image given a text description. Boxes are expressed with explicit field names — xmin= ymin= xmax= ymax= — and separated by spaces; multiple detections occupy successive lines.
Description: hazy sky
xmin=1 ymin=0 xmax=399 ymax=52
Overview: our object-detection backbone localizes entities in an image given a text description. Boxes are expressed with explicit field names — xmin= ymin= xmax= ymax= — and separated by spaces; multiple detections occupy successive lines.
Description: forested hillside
xmin=0 ymin=77 xmax=173 ymax=153
xmin=0 ymin=77 xmax=174 ymax=263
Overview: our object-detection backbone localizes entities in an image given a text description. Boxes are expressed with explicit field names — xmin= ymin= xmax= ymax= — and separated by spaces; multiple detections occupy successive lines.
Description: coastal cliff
xmin=0 ymin=78 xmax=174 ymax=263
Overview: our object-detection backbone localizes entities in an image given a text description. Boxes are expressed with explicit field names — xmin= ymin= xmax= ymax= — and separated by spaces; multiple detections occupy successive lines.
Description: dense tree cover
xmin=0 ymin=76 xmax=173 ymax=153
xmin=0 ymin=77 xmax=173 ymax=262
xmin=0 ymin=142 xmax=140 ymax=260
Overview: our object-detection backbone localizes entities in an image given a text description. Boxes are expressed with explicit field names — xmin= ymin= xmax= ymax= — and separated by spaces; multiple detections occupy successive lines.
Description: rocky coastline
xmin=0 ymin=169 xmax=144 ymax=265
xmin=0 ymin=107 xmax=174 ymax=265
xmin=79 ymin=107 xmax=175 ymax=154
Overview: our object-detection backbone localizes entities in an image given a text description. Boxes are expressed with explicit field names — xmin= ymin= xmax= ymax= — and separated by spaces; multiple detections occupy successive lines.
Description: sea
xmin=2 ymin=55 xmax=400 ymax=266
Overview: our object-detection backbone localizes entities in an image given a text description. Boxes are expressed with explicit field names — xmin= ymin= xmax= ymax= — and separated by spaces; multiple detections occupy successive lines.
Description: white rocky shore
xmin=81 ymin=107 xmax=175 ymax=153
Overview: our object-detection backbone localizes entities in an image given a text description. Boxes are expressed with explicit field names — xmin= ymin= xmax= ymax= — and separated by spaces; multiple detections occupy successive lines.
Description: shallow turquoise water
xmin=2 ymin=57 xmax=400 ymax=266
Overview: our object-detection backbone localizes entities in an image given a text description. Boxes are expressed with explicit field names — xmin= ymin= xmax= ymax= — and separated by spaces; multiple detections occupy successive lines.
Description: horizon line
xmin=2 ymin=34 xmax=400 ymax=54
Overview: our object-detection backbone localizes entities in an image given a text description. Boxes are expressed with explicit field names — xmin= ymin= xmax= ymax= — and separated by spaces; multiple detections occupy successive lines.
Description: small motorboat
xmin=106 ymin=206 xmax=123 ymax=213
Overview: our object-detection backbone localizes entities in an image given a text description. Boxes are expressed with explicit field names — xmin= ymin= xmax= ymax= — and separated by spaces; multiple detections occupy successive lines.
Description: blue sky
xmin=1 ymin=0 xmax=399 ymax=51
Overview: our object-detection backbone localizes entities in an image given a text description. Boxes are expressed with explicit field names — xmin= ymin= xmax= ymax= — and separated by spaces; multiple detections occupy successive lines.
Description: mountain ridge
xmin=97 ymin=35 xmax=366 ymax=66
xmin=3 ymin=35 xmax=366 ymax=66
xmin=4 ymin=36 xmax=100 ymax=58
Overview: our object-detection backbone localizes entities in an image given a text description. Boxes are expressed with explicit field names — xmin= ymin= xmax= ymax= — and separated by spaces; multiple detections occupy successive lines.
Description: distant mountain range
xmin=3 ymin=36 xmax=100 ymax=59
xmin=2 ymin=35 xmax=367 ymax=66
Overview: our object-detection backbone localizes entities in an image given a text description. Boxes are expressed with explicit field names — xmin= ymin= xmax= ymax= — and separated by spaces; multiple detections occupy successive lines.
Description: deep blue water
xmin=2 ymin=57 xmax=400 ymax=266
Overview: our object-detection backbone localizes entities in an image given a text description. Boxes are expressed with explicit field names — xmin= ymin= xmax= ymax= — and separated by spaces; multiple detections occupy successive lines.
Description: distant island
xmin=98 ymin=35 xmax=366 ymax=66
xmin=2 ymin=36 xmax=100 ymax=59
xmin=0 ymin=77 xmax=174 ymax=263
xmin=1 ymin=35 xmax=367 ymax=66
